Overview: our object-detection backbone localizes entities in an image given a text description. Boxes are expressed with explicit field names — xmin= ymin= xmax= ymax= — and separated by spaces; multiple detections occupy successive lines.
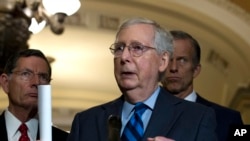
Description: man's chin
xmin=166 ymin=87 xmax=181 ymax=95
xmin=170 ymin=91 xmax=181 ymax=95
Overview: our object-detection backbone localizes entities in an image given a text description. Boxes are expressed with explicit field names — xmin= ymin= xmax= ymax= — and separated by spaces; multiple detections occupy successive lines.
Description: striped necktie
xmin=121 ymin=102 xmax=148 ymax=141
xmin=19 ymin=123 xmax=30 ymax=141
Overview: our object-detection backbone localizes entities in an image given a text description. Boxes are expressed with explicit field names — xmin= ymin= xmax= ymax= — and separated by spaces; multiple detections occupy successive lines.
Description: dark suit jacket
xmin=196 ymin=94 xmax=243 ymax=141
xmin=0 ymin=111 xmax=69 ymax=141
xmin=68 ymin=87 xmax=218 ymax=141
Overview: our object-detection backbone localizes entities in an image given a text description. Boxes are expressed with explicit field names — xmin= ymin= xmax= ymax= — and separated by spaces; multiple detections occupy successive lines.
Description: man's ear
xmin=193 ymin=64 xmax=201 ymax=78
xmin=0 ymin=73 xmax=10 ymax=94
xmin=159 ymin=52 xmax=170 ymax=72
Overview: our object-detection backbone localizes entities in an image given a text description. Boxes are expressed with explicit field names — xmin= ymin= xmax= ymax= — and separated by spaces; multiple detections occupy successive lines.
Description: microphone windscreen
xmin=108 ymin=115 xmax=121 ymax=141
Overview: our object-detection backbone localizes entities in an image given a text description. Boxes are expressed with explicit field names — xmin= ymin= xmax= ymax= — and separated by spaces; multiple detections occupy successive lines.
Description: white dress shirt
xmin=5 ymin=109 xmax=38 ymax=141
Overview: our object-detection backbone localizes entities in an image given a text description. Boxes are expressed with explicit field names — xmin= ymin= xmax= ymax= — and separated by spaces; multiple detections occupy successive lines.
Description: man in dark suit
xmin=68 ymin=17 xmax=218 ymax=141
xmin=0 ymin=49 xmax=68 ymax=141
xmin=161 ymin=30 xmax=243 ymax=141
xmin=0 ymin=111 xmax=68 ymax=141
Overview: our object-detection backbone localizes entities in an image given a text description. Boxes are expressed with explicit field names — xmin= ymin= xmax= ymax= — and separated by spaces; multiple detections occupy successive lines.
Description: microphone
xmin=108 ymin=115 xmax=121 ymax=141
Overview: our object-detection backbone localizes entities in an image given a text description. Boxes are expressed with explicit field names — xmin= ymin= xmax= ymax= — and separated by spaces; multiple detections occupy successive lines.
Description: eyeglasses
xmin=11 ymin=70 xmax=51 ymax=84
xmin=109 ymin=42 xmax=156 ymax=57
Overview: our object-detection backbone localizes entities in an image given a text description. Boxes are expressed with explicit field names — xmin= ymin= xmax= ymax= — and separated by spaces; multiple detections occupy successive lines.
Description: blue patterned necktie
xmin=121 ymin=102 xmax=148 ymax=141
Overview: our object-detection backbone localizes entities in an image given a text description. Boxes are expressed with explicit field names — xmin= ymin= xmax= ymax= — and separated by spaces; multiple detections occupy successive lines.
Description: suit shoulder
xmin=159 ymin=88 xmax=213 ymax=112
xmin=52 ymin=126 xmax=69 ymax=140
xmin=196 ymin=95 xmax=243 ymax=124
xmin=182 ymin=99 xmax=214 ymax=113
xmin=197 ymin=95 xmax=241 ymax=115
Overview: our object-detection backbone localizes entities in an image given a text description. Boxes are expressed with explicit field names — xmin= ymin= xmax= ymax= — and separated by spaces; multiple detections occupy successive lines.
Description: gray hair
xmin=116 ymin=17 xmax=173 ymax=56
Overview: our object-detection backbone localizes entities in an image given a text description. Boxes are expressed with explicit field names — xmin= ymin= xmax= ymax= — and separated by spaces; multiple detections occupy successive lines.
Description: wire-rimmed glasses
xmin=109 ymin=42 xmax=156 ymax=57
xmin=11 ymin=70 xmax=51 ymax=84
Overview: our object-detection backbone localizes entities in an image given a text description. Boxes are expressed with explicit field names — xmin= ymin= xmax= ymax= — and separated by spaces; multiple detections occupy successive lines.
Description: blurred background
xmin=0 ymin=0 xmax=250 ymax=131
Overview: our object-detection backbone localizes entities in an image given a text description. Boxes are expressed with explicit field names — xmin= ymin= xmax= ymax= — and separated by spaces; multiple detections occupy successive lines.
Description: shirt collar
xmin=122 ymin=86 xmax=160 ymax=118
xmin=5 ymin=108 xmax=39 ymax=140
xmin=184 ymin=90 xmax=197 ymax=102
xmin=5 ymin=109 xmax=21 ymax=138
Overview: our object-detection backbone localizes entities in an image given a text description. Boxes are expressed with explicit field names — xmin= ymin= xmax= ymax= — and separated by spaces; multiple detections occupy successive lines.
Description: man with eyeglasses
xmin=0 ymin=49 xmax=68 ymax=141
xmin=68 ymin=17 xmax=217 ymax=141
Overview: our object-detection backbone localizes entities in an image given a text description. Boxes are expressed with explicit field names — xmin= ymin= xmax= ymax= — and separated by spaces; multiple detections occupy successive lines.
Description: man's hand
xmin=147 ymin=136 xmax=175 ymax=141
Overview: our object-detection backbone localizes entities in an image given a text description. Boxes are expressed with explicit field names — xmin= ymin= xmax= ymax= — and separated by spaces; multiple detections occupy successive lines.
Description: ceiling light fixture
xmin=1 ymin=0 xmax=81 ymax=35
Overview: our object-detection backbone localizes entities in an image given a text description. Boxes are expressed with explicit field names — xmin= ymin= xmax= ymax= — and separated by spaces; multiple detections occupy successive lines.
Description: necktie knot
xmin=19 ymin=123 xmax=28 ymax=133
xmin=134 ymin=102 xmax=148 ymax=116
xmin=19 ymin=123 xmax=30 ymax=141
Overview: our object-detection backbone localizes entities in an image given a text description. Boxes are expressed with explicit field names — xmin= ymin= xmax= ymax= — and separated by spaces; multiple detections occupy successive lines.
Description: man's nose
xmin=30 ymin=74 xmax=41 ymax=85
xmin=169 ymin=60 xmax=178 ymax=72
xmin=120 ymin=47 xmax=132 ymax=59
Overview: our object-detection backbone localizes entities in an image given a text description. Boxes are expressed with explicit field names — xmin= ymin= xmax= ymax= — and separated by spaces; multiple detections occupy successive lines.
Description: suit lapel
xmin=196 ymin=94 xmax=211 ymax=107
xmin=143 ymin=88 xmax=184 ymax=139
xmin=0 ymin=111 xmax=9 ymax=141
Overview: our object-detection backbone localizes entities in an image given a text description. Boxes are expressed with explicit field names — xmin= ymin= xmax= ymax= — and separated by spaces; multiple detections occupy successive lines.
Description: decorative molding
xmin=64 ymin=0 xmax=250 ymax=32
xmin=206 ymin=49 xmax=229 ymax=75
xmin=65 ymin=12 xmax=122 ymax=31
xmin=208 ymin=0 xmax=250 ymax=25
xmin=230 ymin=84 xmax=250 ymax=124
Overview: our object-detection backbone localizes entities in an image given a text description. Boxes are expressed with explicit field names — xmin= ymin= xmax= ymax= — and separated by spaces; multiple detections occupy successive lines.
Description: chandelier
xmin=0 ymin=0 xmax=81 ymax=34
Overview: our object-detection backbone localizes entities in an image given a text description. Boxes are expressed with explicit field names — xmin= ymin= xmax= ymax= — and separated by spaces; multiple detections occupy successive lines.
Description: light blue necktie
xmin=121 ymin=103 xmax=148 ymax=141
